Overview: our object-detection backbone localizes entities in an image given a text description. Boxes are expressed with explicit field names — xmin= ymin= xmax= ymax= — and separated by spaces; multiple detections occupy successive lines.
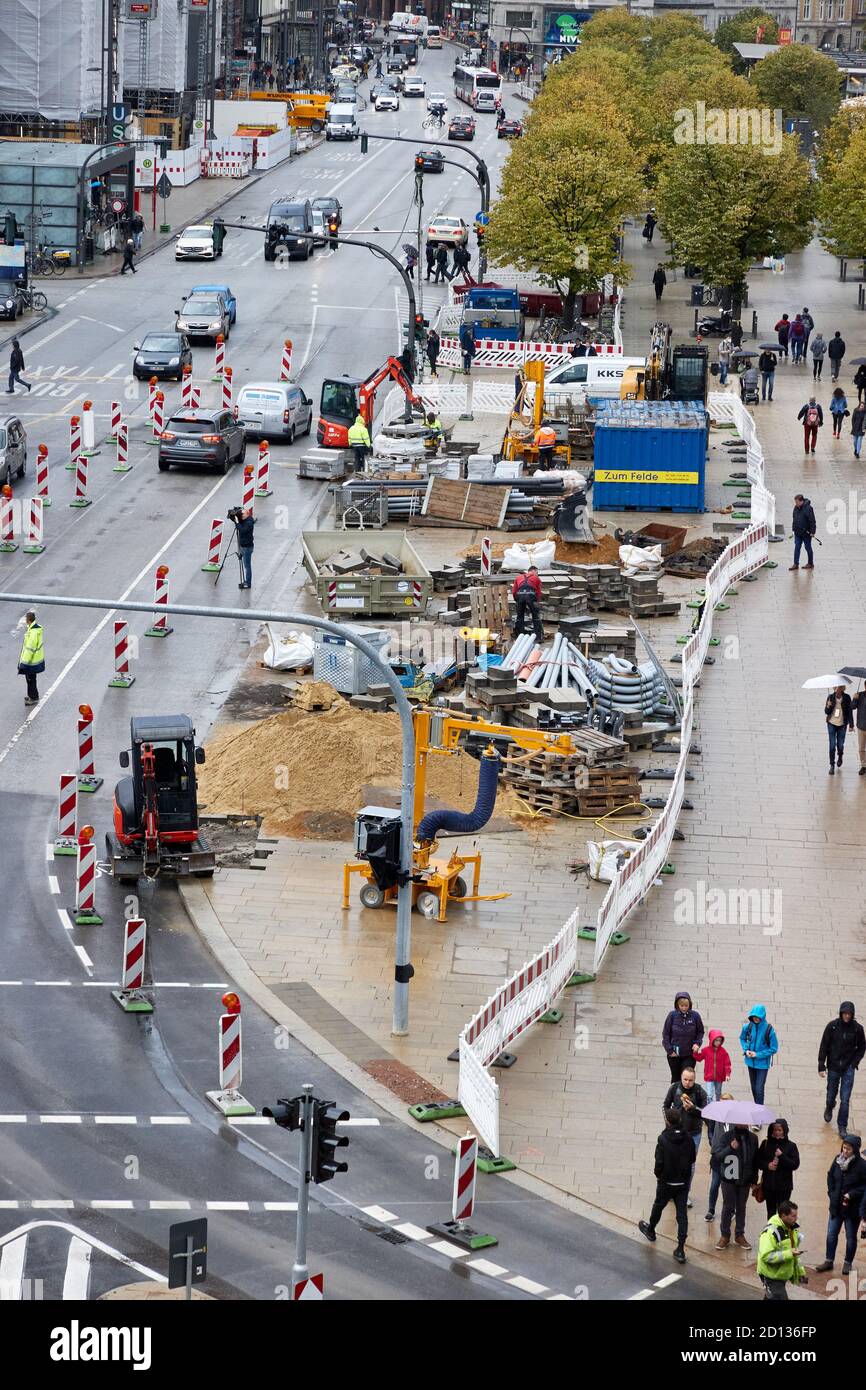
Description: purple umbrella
xmin=702 ymin=1099 xmax=775 ymax=1125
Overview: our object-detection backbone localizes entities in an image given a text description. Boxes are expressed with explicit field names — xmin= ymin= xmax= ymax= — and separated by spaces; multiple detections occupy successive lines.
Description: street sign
xmin=124 ymin=0 xmax=158 ymax=17
xmin=475 ymin=211 xmax=490 ymax=225
xmin=110 ymin=198 xmax=127 ymax=216
xmin=156 ymin=173 xmax=173 ymax=200
xmin=168 ymin=1218 xmax=208 ymax=1291
xmin=293 ymin=1272 xmax=324 ymax=1300
xmin=109 ymin=103 xmax=130 ymax=143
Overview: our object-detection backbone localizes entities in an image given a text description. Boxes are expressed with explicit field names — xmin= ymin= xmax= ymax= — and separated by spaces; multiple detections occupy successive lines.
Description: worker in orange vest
xmin=534 ymin=420 xmax=557 ymax=470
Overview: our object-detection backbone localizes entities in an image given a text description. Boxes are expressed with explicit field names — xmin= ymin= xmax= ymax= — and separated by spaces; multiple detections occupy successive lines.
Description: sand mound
xmin=198 ymin=698 xmax=523 ymax=836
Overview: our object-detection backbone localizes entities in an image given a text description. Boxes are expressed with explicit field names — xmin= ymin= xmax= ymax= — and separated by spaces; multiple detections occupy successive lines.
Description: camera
xmin=227 ymin=505 xmax=243 ymax=524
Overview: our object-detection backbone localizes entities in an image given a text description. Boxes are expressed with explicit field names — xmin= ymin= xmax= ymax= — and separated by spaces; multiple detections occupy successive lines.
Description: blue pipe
xmin=417 ymin=752 xmax=500 ymax=843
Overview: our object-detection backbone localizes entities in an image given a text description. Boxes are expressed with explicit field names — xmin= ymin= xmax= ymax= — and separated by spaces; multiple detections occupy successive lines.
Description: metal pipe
xmin=0 ymin=590 xmax=417 ymax=1037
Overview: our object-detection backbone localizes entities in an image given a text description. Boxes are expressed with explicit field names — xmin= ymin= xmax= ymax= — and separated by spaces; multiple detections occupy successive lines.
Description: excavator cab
xmin=317 ymin=375 xmax=364 ymax=447
xmin=109 ymin=715 xmax=214 ymax=881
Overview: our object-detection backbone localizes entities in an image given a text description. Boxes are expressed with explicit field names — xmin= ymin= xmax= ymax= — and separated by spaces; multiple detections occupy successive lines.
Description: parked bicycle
xmin=31 ymin=244 xmax=69 ymax=276
xmin=20 ymin=286 xmax=48 ymax=311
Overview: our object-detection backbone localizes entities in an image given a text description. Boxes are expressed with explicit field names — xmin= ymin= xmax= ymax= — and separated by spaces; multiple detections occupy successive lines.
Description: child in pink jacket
xmin=695 ymin=1029 xmax=732 ymax=1135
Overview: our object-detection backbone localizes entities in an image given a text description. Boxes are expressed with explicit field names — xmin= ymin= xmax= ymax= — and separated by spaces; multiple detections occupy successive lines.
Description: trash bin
xmin=690 ymin=284 xmax=704 ymax=306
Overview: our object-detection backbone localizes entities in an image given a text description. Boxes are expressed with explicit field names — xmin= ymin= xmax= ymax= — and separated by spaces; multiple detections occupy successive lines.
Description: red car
xmin=448 ymin=115 xmax=476 ymax=141
xmin=498 ymin=119 xmax=523 ymax=139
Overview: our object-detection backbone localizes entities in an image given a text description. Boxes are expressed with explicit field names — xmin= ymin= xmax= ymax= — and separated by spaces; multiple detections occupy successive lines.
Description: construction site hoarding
xmin=122 ymin=0 xmax=194 ymax=94
xmin=0 ymin=0 xmax=102 ymax=121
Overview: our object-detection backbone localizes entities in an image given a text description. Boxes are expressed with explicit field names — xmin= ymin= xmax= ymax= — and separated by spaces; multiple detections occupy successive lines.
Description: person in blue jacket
xmin=740 ymin=1004 xmax=779 ymax=1105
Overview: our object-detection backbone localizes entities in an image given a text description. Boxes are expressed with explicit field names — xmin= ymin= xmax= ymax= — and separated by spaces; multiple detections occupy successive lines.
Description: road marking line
xmin=429 ymin=1239 xmax=470 ymax=1259
xmin=33 ymin=980 xmax=71 ymax=986
xmin=48 ymin=876 xmax=60 ymax=894
xmin=0 ymin=1231 xmax=26 ymax=1298
xmin=547 ymin=1293 xmax=575 ymax=1300
xmin=297 ymin=304 xmax=319 ymax=374
xmin=654 ymin=1273 xmax=682 ymax=1288
xmin=0 ymin=982 xmax=22 ymax=987
xmin=79 ymin=315 xmax=124 ymax=333
xmin=393 ymin=1222 xmax=432 ymax=1241
xmin=26 ymin=320 xmax=79 ymax=354
xmin=263 ymin=1202 xmax=298 ymax=1212
xmin=94 ymin=1116 xmax=138 ymax=1125
xmin=506 ymin=1275 xmax=548 ymax=1295
xmin=149 ymin=1201 xmax=191 ymax=1211
xmin=31 ymin=1200 xmax=75 ymax=1209
xmin=0 ymin=1203 xmax=19 ymax=1210
xmin=62 ymin=1236 xmax=92 ymax=1300
xmin=0 ymin=1116 xmax=27 ymax=1124
xmin=150 ymin=1116 xmax=191 ymax=1124
xmin=227 ymin=1116 xmax=271 ymax=1126
xmin=90 ymin=1200 xmax=135 ymax=1209
xmin=56 ymin=910 xmax=72 ymax=932
xmin=466 ymin=1257 xmax=508 ymax=1277
xmin=206 ymin=1201 xmax=249 ymax=1211
xmin=40 ymin=1115 xmax=81 ymax=1124
xmin=629 ymin=1288 xmax=656 ymax=1301
xmin=44 ymin=844 xmax=52 ymax=862
xmin=335 ymin=1118 xmax=380 ymax=1126
xmin=73 ymin=944 xmax=93 ymax=972
xmin=362 ymin=1205 xmax=398 ymax=1222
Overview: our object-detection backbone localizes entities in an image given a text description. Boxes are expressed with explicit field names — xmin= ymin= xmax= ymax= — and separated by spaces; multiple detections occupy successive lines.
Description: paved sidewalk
xmin=188 ymin=225 xmax=866 ymax=1294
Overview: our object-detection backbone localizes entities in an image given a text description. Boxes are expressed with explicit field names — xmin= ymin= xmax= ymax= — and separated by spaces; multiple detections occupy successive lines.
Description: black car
xmin=157 ymin=410 xmax=246 ymax=474
xmin=0 ymin=281 xmax=25 ymax=320
xmin=498 ymin=119 xmax=523 ymax=139
xmin=133 ymin=331 xmax=193 ymax=381
xmin=386 ymin=56 xmax=406 ymax=73
xmin=264 ymin=197 xmax=315 ymax=261
xmin=448 ymin=116 xmax=476 ymax=141
xmin=312 ymin=196 xmax=343 ymax=228
xmin=415 ymin=148 xmax=445 ymax=173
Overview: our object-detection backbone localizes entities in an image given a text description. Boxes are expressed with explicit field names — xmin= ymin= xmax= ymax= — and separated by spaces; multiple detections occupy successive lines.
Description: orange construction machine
xmin=317 ymin=355 xmax=424 ymax=448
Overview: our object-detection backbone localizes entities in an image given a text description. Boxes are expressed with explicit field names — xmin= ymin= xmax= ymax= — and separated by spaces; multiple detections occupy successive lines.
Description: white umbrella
xmin=802 ymin=673 xmax=852 ymax=689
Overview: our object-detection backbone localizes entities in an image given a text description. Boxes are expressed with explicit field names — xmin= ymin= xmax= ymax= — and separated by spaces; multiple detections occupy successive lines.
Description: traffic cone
xmin=145 ymin=564 xmax=173 ymax=637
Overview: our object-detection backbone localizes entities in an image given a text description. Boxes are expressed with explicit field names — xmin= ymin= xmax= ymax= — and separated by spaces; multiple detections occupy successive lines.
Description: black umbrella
xmin=849 ymin=357 xmax=866 ymax=366
xmin=731 ymin=348 xmax=756 ymax=358
xmin=758 ymin=342 xmax=781 ymax=351
xmin=839 ymin=665 xmax=866 ymax=678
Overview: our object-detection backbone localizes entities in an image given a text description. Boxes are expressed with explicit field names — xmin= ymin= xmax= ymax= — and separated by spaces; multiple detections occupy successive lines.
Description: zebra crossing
xmin=0 ymin=1222 xmax=163 ymax=1302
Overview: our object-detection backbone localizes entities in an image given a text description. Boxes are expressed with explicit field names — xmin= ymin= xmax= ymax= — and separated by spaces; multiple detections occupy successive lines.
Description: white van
xmin=541 ymin=355 xmax=646 ymax=405
xmin=426 ymin=25 xmax=442 ymax=47
xmin=236 ymin=382 xmax=314 ymax=442
xmin=325 ymin=102 xmax=359 ymax=140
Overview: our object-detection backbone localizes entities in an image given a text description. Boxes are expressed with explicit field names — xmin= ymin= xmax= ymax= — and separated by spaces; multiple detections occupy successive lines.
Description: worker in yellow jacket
xmin=347 ymin=412 xmax=371 ymax=471
xmin=534 ymin=421 xmax=557 ymax=471
xmin=18 ymin=610 xmax=45 ymax=705
xmin=756 ymin=1201 xmax=807 ymax=1300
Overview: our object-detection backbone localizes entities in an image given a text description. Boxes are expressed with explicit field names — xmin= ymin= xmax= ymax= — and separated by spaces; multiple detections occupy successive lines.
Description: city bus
xmin=453 ymin=65 xmax=502 ymax=111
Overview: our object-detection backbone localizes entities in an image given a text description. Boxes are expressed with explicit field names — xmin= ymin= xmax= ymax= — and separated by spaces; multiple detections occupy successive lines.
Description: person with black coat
xmin=425 ymin=241 xmax=437 ymax=281
xmin=854 ymin=363 xmax=866 ymax=404
xmin=757 ymin=1119 xmax=800 ymax=1219
xmin=119 ymin=237 xmax=136 ymax=275
xmin=789 ymin=493 xmax=816 ymax=571
xmin=715 ymin=1123 xmax=759 ymax=1251
xmin=815 ymin=1135 xmax=866 ymax=1274
xmin=652 ymin=263 xmax=666 ymax=301
xmin=853 ymin=689 xmax=866 ymax=773
xmin=6 ymin=338 xmax=30 ymax=394
xmin=426 ymin=328 xmax=440 ymax=379
xmin=638 ymin=1107 xmax=692 ymax=1263
xmin=819 ymin=1001 xmax=866 ymax=1130
xmin=434 ymin=243 xmax=451 ymax=285
xmin=662 ymin=1065 xmax=707 ymax=1201
xmin=828 ymin=330 xmax=846 ymax=381
xmin=452 ymin=243 xmax=471 ymax=280
xmin=825 ymin=686 xmax=854 ymax=775
xmin=661 ymin=990 xmax=705 ymax=1082
xmin=643 ymin=212 xmax=657 ymax=244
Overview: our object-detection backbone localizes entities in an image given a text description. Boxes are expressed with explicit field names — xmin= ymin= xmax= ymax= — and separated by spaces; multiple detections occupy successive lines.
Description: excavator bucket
xmin=554 ymin=490 xmax=595 ymax=544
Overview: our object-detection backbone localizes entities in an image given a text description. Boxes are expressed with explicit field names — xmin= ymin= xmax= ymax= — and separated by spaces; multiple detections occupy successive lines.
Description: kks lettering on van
xmin=49 ymin=1322 xmax=152 ymax=1372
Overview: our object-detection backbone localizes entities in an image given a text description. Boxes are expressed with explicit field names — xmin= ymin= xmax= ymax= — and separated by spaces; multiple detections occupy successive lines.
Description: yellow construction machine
xmin=620 ymin=322 xmax=671 ymax=401
xmin=342 ymin=708 xmax=583 ymax=922
xmin=502 ymin=359 xmax=572 ymax=469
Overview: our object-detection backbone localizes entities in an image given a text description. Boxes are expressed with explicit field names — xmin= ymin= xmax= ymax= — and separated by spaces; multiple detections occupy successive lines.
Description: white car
xmin=175 ymin=225 xmax=215 ymax=260
xmin=403 ymin=76 xmax=426 ymax=97
xmin=427 ymin=91 xmax=448 ymax=112
xmin=427 ymin=215 xmax=468 ymax=246
xmin=375 ymin=91 xmax=400 ymax=111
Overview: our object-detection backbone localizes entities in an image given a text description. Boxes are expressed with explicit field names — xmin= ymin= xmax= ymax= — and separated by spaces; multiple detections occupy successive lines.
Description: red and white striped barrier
xmin=280 ymin=339 xmax=293 ymax=380
xmin=181 ymin=365 xmax=193 ymax=408
xmin=149 ymin=391 xmax=165 ymax=444
xmin=108 ymin=619 xmax=135 ymax=688
xmin=77 ymin=702 xmax=103 ymax=793
xmin=222 ymin=365 xmax=233 ymax=413
xmin=74 ymin=825 xmax=103 ymax=925
xmin=452 ymin=1134 xmax=477 ymax=1223
xmin=190 ymin=383 xmax=201 ymax=409
xmin=480 ymin=536 xmax=492 ymax=577
xmin=36 ymin=444 xmax=50 ymax=504
xmin=70 ymin=453 xmax=91 ymax=508
xmin=22 ymin=497 xmax=44 ymax=555
xmin=68 ymin=414 xmax=81 ymax=471
xmin=242 ymin=463 xmax=255 ymax=512
xmin=108 ymin=401 xmax=121 ymax=442
xmin=0 ymin=484 xmax=17 ymax=552
xmin=145 ymin=564 xmax=173 ymax=638
xmin=80 ymin=399 xmax=98 ymax=456
xmin=255 ymin=441 xmax=272 ymax=498
xmin=412 ymin=580 xmax=423 ymax=606
xmin=202 ymin=518 xmax=224 ymax=573
xmin=112 ymin=917 xmax=153 ymax=1013
xmin=54 ymin=773 xmax=78 ymax=855
xmin=438 ymin=335 xmax=624 ymax=370
xmin=148 ymin=377 xmax=159 ymax=418
xmin=114 ymin=421 xmax=130 ymax=473
xmin=206 ymin=994 xmax=255 ymax=1116
xmin=212 ymin=334 xmax=225 ymax=381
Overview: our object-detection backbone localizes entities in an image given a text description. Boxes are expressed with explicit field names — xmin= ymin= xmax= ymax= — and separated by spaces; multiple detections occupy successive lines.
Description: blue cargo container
xmin=592 ymin=401 xmax=707 ymax=512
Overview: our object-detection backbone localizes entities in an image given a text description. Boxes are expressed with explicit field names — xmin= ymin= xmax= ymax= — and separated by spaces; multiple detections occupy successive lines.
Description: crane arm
xmin=358 ymin=355 xmax=425 ymax=425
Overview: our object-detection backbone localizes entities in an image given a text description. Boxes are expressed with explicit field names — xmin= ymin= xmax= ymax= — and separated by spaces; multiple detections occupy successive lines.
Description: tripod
xmin=213 ymin=518 xmax=244 ymax=588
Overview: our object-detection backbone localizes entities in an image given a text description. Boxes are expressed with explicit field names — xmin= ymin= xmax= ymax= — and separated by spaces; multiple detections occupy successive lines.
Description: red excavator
xmin=317 ymin=355 xmax=425 ymax=448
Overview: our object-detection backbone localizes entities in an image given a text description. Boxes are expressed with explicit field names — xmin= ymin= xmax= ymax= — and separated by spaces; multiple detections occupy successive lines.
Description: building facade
xmin=797 ymin=0 xmax=865 ymax=50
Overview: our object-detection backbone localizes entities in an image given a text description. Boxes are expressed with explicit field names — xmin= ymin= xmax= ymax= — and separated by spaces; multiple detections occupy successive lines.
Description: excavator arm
xmin=358 ymin=355 xmax=425 ymax=428
xmin=140 ymin=744 xmax=161 ymax=871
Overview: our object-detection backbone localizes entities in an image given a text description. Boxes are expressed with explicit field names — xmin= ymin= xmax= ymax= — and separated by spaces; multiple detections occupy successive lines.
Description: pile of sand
xmin=553 ymin=533 xmax=622 ymax=565
xmin=198 ymin=698 xmax=524 ymax=837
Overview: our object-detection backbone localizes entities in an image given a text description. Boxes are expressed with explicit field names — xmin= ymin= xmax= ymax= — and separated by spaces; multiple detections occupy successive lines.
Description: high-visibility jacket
xmin=426 ymin=417 xmax=443 ymax=434
xmin=535 ymin=425 xmax=556 ymax=449
xmin=756 ymin=1214 xmax=805 ymax=1285
xmin=347 ymin=415 xmax=371 ymax=448
xmin=18 ymin=622 xmax=45 ymax=671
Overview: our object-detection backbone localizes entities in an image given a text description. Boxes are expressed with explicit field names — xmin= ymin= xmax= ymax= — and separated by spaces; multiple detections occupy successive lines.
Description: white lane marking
xmin=56 ymin=911 xmax=73 ymax=932
xmin=48 ymin=876 xmax=60 ymax=894
xmin=33 ymin=980 xmax=71 ymax=986
xmin=206 ymin=1201 xmax=249 ymax=1211
xmin=297 ymin=303 xmax=319 ymax=374
xmin=154 ymin=982 xmax=191 ymax=988
xmin=94 ymin=1116 xmax=138 ymax=1125
xmin=466 ymin=1257 xmax=508 ymax=1277
xmin=547 ymin=1293 xmax=575 ymax=1300
xmin=393 ymin=1222 xmax=432 ymax=1241
xmin=62 ymin=1236 xmax=92 ymax=1300
xmin=362 ymin=1205 xmax=398 ymax=1222
xmin=240 ymin=247 xmax=262 ymax=267
xmin=31 ymin=1200 xmax=75 ymax=1209
xmin=0 ymin=982 xmax=23 ymax=986
xmin=345 ymin=163 xmax=415 ymax=236
xmin=149 ymin=1201 xmax=190 ymax=1211
xmin=338 ymin=1118 xmax=380 ymax=1126
xmin=79 ymin=315 xmax=124 ymax=333
xmin=0 ymin=979 xmax=225 ymax=989
xmin=629 ymin=1288 xmax=655 ymax=1301
xmin=506 ymin=1274 xmax=548 ymax=1295
xmin=0 ymin=1203 xmax=19 ymax=1210
xmin=654 ymin=1273 xmax=682 ymax=1289
xmin=227 ymin=1116 xmax=271 ymax=1126
xmin=429 ymin=1239 xmax=470 ymax=1259
xmin=0 ymin=1220 xmax=164 ymax=1283
xmin=90 ymin=1200 xmax=135 ymax=1209
xmin=44 ymin=844 xmax=52 ymax=862
xmin=73 ymin=944 xmax=93 ymax=972
xmin=0 ymin=1232 xmax=26 ymax=1299
xmin=0 ymin=1116 xmax=27 ymax=1124
xmin=40 ymin=1115 xmax=81 ymax=1124
xmin=263 ymin=1202 xmax=298 ymax=1211
xmin=150 ymin=1116 xmax=192 ymax=1125
xmin=25 ymin=320 xmax=79 ymax=354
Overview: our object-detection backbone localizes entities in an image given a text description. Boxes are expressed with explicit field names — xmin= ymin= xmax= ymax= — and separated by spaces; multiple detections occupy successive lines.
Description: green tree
xmin=486 ymin=105 xmax=644 ymax=327
xmin=817 ymin=124 xmax=866 ymax=256
xmin=752 ymin=45 xmax=842 ymax=129
xmin=714 ymin=8 xmax=779 ymax=57
xmin=817 ymin=103 xmax=866 ymax=176
xmin=579 ymin=7 xmax=651 ymax=52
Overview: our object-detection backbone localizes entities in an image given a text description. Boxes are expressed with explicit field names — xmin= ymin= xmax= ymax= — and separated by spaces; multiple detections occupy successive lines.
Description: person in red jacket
xmin=512 ymin=566 xmax=544 ymax=641
xmin=694 ymin=1028 xmax=732 ymax=1138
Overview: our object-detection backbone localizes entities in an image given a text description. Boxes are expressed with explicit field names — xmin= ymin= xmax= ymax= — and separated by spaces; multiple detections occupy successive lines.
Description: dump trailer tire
xmin=360 ymin=882 xmax=386 ymax=909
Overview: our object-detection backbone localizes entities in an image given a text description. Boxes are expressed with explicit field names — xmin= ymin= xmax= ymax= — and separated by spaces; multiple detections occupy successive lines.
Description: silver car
xmin=235 ymin=382 xmax=314 ymax=443
xmin=175 ymin=293 xmax=231 ymax=342
xmin=0 ymin=415 xmax=26 ymax=487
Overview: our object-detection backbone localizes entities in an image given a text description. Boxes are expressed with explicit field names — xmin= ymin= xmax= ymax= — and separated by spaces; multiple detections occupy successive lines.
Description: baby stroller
xmin=739 ymin=367 xmax=759 ymax=405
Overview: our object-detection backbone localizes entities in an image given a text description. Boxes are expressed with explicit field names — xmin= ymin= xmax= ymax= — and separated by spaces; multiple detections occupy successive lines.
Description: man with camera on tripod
xmin=228 ymin=505 xmax=256 ymax=589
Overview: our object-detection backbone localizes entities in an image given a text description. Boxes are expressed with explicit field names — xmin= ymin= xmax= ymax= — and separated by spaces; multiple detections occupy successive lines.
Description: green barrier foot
xmin=77 ymin=776 xmax=103 ymax=794
xmin=426 ymin=1219 xmax=498 ymax=1250
xmin=0 ymin=541 xmax=18 ymax=552
xmin=676 ymin=635 xmax=689 ymax=645
xmin=108 ymin=674 xmax=136 ymax=688
xmin=74 ymin=912 xmax=104 ymax=926
xmin=473 ymin=1147 xmax=516 ymax=1175
xmin=566 ymin=971 xmax=596 ymax=986
xmin=201 ymin=562 xmax=221 ymax=572
xmin=713 ymin=603 xmax=729 ymax=612
xmin=731 ymin=511 xmax=751 ymax=520
xmin=577 ymin=926 xmax=597 ymax=941
xmin=53 ymin=840 xmax=78 ymax=856
xmin=611 ymin=930 xmax=630 ymax=946
xmin=708 ymin=636 xmax=721 ymax=646
xmin=113 ymin=462 xmax=132 ymax=473
xmin=660 ymin=863 xmax=676 ymax=875
xmin=144 ymin=626 xmax=173 ymax=638
xmin=408 ymin=1100 xmax=466 ymax=1122
xmin=764 ymin=560 xmax=778 ymax=569
xmin=539 ymin=1008 xmax=563 ymax=1025
xmin=725 ymin=587 xmax=738 ymax=596
xmin=22 ymin=544 xmax=44 ymax=554
xmin=69 ymin=499 xmax=92 ymax=509
xmin=112 ymin=989 xmax=153 ymax=1014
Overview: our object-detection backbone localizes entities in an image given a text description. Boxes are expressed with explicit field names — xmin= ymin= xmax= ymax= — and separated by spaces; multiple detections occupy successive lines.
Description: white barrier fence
xmin=437 ymin=336 xmax=623 ymax=370
xmin=458 ymin=912 xmax=579 ymax=1157
xmin=380 ymin=380 xmax=517 ymax=427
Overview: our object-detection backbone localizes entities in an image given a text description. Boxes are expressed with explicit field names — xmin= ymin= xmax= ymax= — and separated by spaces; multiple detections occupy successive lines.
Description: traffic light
xmin=475 ymin=223 xmax=486 ymax=246
xmin=311 ymin=1100 xmax=349 ymax=1184
xmin=262 ymin=1098 xmax=302 ymax=1130
xmin=328 ymin=219 xmax=339 ymax=236
xmin=415 ymin=153 xmax=425 ymax=172
xmin=414 ymin=312 xmax=428 ymax=342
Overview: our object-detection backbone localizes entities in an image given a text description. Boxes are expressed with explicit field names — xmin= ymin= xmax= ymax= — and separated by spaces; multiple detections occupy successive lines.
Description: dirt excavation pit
xmin=197 ymin=696 xmax=525 ymax=840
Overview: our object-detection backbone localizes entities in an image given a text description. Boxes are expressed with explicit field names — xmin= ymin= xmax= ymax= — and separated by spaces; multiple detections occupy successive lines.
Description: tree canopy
xmin=752 ymin=45 xmax=842 ymax=129
xmin=714 ymin=8 xmax=780 ymax=57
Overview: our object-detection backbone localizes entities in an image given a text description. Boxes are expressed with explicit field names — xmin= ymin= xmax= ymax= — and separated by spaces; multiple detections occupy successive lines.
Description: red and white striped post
xmin=181 ymin=364 xmax=193 ymax=408
xmin=255 ymin=440 xmax=272 ymax=498
xmin=0 ymin=484 xmax=17 ymax=552
xmin=212 ymin=333 xmax=226 ymax=381
xmin=148 ymin=390 xmax=164 ymax=445
xmin=108 ymin=619 xmax=135 ymax=688
xmin=36 ymin=443 xmax=51 ymax=505
xmin=279 ymin=338 xmax=293 ymax=380
xmin=190 ymin=383 xmax=201 ymax=409
xmin=70 ymin=452 xmax=91 ymax=508
xmin=222 ymin=365 xmax=233 ymax=413
xmin=54 ymin=773 xmax=78 ymax=855
xmin=74 ymin=824 xmax=103 ymax=925
xmin=202 ymin=518 xmax=224 ymax=573
xmin=80 ymin=399 xmax=98 ymax=456
xmin=148 ymin=377 xmax=159 ymax=418
xmin=452 ymin=1134 xmax=477 ymax=1223
xmin=112 ymin=917 xmax=153 ymax=1013
xmin=77 ymin=702 xmax=103 ymax=793
xmin=242 ymin=463 xmax=255 ymax=513
xmin=206 ymin=992 xmax=255 ymax=1116
xmin=22 ymin=497 xmax=44 ymax=555
xmin=113 ymin=420 xmax=131 ymax=473
xmin=107 ymin=400 xmax=122 ymax=442
xmin=480 ymin=536 xmax=493 ymax=577
xmin=145 ymin=564 xmax=173 ymax=637
xmin=67 ymin=413 xmax=81 ymax=471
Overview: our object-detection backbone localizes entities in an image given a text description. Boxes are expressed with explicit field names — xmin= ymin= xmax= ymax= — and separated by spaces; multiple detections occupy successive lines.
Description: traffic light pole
xmin=293 ymin=1083 xmax=314 ymax=1289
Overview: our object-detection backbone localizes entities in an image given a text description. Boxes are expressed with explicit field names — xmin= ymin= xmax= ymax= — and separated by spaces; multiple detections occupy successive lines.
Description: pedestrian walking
xmin=739 ymin=1004 xmax=778 ymax=1105
xmin=347 ymin=411 xmax=372 ymax=471
xmin=120 ymin=237 xmax=136 ymax=275
xmin=715 ymin=1122 xmax=759 ymax=1251
xmin=434 ymin=243 xmax=451 ymax=284
xmin=662 ymin=991 xmax=704 ymax=1083
xmin=6 ymin=338 xmax=30 ymax=394
xmin=756 ymin=1200 xmax=807 ymax=1301
xmin=717 ymin=335 xmax=732 ymax=386
xmin=814 ymin=1135 xmax=866 ymax=1275
xmin=854 ymin=364 xmax=866 ymax=405
xmin=652 ymin=263 xmax=666 ymax=301
xmin=511 ymin=566 xmax=544 ymax=641
xmin=757 ymin=1120 xmax=800 ymax=1220
xmin=830 ymin=386 xmax=849 ymax=439
xmin=638 ymin=1108 xmax=692 ymax=1265
xmin=236 ymin=507 xmax=255 ymax=589
xmin=662 ymin=1065 xmax=707 ymax=1203
xmin=797 ymin=396 xmax=823 ymax=454
xmin=801 ymin=307 xmax=814 ymax=352
xmin=533 ymin=420 xmax=557 ymax=470
xmin=642 ymin=211 xmax=657 ymax=244
xmin=758 ymin=347 xmax=777 ymax=401
xmin=425 ymin=241 xmax=436 ymax=281
xmin=789 ymin=313 xmax=806 ymax=363
xmin=426 ymin=327 xmax=440 ymax=378
xmin=729 ymin=319 xmax=743 ymax=349
xmin=789 ymin=493 xmax=816 ymax=571
xmin=452 ymin=243 xmax=471 ymax=281
xmin=130 ymin=211 xmax=144 ymax=253
xmin=705 ymin=1093 xmax=734 ymax=1224
xmin=810 ymin=331 xmax=826 ymax=380
xmin=17 ymin=610 xmax=44 ymax=706
xmin=694 ymin=1029 xmax=732 ymax=1138
xmin=459 ymin=322 xmax=475 ymax=375
xmin=853 ymin=688 xmax=866 ymax=773
xmin=774 ymin=313 xmax=790 ymax=358
xmin=828 ymin=330 xmax=846 ymax=381
xmin=825 ymin=686 xmax=854 ymax=775
xmin=819 ymin=1002 xmax=865 ymax=1131
xmin=851 ymin=400 xmax=866 ymax=458
xmin=404 ymin=245 xmax=418 ymax=279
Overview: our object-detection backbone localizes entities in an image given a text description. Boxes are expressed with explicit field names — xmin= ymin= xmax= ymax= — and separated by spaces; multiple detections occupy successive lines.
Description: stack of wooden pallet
xmin=499 ymin=727 xmax=633 ymax=816
xmin=575 ymin=764 xmax=643 ymax=818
